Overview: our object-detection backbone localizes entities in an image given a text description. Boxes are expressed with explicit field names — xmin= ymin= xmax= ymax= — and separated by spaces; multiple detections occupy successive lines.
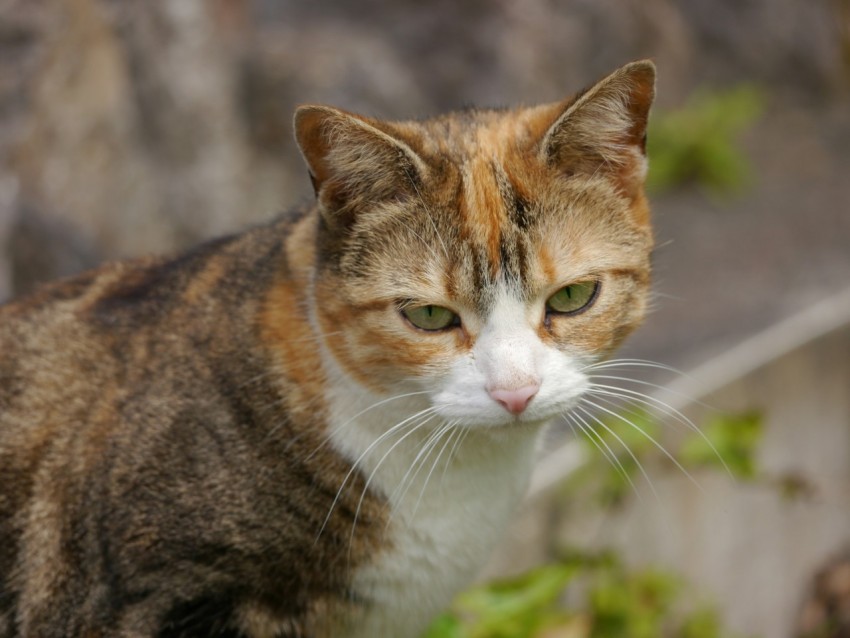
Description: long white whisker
xmin=305 ymin=390 xmax=431 ymax=461
xmin=439 ymin=422 xmax=467 ymax=489
xmin=349 ymin=412 xmax=440 ymax=552
xmin=574 ymin=405 xmax=659 ymax=502
xmin=586 ymin=384 xmax=732 ymax=477
xmin=565 ymin=412 xmax=618 ymax=475
xmin=387 ymin=421 xmax=454 ymax=521
xmin=315 ymin=406 xmax=438 ymax=542
xmin=409 ymin=422 xmax=459 ymax=521
xmin=390 ymin=423 xmax=446 ymax=498
xmin=566 ymin=411 xmax=642 ymax=501
xmin=582 ymin=358 xmax=685 ymax=376
xmin=587 ymin=373 xmax=714 ymax=410
xmin=580 ymin=397 xmax=704 ymax=494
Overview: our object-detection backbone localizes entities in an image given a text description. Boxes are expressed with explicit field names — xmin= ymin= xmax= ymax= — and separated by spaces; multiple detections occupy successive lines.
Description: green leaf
xmin=427 ymin=564 xmax=580 ymax=638
xmin=422 ymin=551 xmax=744 ymax=638
xmin=464 ymin=565 xmax=578 ymax=637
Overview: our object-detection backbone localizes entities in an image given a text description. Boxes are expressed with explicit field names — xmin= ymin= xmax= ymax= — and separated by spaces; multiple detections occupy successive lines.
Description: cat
xmin=0 ymin=60 xmax=655 ymax=637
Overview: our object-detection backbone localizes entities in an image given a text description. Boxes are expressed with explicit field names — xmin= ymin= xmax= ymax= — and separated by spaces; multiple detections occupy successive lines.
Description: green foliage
xmin=567 ymin=407 xmax=764 ymax=506
xmin=646 ymin=86 xmax=764 ymax=195
xmin=680 ymin=608 xmax=726 ymax=638
xmin=422 ymin=564 xmax=578 ymax=638
xmin=679 ymin=412 xmax=762 ymax=480
xmin=423 ymin=551 xmax=744 ymax=638
xmin=588 ymin=563 xmax=679 ymax=638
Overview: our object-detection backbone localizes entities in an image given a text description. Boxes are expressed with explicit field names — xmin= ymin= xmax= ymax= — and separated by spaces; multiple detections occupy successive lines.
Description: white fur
xmin=321 ymin=284 xmax=589 ymax=637
xmin=433 ymin=287 xmax=589 ymax=426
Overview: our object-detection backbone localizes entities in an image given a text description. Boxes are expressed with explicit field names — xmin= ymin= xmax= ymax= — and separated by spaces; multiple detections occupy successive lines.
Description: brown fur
xmin=0 ymin=61 xmax=656 ymax=636
xmin=1 ymin=219 xmax=388 ymax=636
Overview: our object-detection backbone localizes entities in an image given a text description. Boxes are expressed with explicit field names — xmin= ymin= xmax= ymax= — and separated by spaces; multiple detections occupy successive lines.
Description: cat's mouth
xmin=431 ymin=374 xmax=589 ymax=430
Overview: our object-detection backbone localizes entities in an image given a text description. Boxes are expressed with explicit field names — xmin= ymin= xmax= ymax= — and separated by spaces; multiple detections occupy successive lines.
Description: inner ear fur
xmin=538 ymin=60 xmax=656 ymax=197
xmin=293 ymin=106 xmax=428 ymax=225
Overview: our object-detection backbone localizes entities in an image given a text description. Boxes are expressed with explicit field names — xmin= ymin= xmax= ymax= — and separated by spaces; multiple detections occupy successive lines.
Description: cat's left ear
xmin=539 ymin=60 xmax=656 ymax=198
xmin=293 ymin=105 xmax=428 ymax=228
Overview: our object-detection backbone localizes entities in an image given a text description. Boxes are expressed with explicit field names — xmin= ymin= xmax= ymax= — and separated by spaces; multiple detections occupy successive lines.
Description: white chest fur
xmin=324 ymin=385 xmax=546 ymax=638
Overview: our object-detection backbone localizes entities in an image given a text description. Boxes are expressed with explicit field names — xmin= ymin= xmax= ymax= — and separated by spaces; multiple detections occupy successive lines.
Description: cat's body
xmin=0 ymin=61 xmax=656 ymax=637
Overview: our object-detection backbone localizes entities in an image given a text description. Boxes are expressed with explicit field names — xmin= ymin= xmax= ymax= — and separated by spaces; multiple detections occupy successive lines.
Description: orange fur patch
xmin=463 ymin=158 xmax=505 ymax=270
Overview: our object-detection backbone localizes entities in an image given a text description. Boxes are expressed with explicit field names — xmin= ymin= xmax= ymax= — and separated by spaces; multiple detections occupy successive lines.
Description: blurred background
xmin=0 ymin=1 xmax=848 ymax=636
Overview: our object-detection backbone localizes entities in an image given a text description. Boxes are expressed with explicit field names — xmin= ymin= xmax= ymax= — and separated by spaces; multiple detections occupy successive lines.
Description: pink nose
xmin=489 ymin=384 xmax=540 ymax=415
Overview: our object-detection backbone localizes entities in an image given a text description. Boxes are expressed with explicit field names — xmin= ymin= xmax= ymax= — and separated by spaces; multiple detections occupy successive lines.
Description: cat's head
xmin=295 ymin=61 xmax=655 ymax=428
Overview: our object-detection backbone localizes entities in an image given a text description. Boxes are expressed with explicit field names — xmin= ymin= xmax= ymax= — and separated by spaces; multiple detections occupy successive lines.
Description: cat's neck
xmin=318 ymin=365 xmax=547 ymax=638
xmin=320 ymin=360 xmax=546 ymax=514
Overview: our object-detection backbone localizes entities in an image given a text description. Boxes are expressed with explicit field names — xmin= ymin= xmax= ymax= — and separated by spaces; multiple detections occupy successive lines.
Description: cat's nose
xmin=489 ymin=384 xmax=540 ymax=415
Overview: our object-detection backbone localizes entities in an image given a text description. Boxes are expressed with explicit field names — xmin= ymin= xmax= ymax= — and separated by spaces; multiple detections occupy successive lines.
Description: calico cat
xmin=0 ymin=60 xmax=656 ymax=637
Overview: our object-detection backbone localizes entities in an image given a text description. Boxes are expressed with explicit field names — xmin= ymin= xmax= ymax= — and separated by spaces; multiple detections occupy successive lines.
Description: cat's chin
xmin=447 ymin=413 xmax=554 ymax=434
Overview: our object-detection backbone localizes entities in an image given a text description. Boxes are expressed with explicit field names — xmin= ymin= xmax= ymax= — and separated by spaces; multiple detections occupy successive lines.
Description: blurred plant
xmin=423 ymin=550 xmax=746 ymax=638
xmin=646 ymin=86 xmax=764 ymax=196
xmin=679 ymin=412 xmax=762 ymax=480
xmin=423 ymin=563 xmax=578 ymax=638
xmin=562 ymin=406 xmax=764 ymax=509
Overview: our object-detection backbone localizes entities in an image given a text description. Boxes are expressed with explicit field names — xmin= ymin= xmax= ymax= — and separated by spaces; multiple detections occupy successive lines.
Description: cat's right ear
xmin=293 ymin=106 xmax=428 ymax=228
xmin=537 ymin=60 xmax=656 ymax=199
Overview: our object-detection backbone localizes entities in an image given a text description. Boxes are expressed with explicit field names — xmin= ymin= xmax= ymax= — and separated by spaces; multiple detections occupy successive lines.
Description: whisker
xmin=409 ymin=422 xmax=459 ymax=521
xmin=565 ymin=412 xmax=617 ymax=474
xmin=315 ymin=406 xmax=438 ymax=543
xmin=565 ymin=411 xmax=641 ymax=501
xmin=585 ymin=383 xmax=731 ymax=477
xmin=387 ymin=421 xmax=453 ymax=521
xmin=587 ymin=373 xmax=714 ymax=410
xmin=438 ymin=422 xmax=467 ymax=489
xmin=574 ymin=406 xmax=659 ymax=502
xmin=582 ymin=358 xmax=686 ymax=376
xmin=349 ymin=412 xmax=440 ymax=552
xmin=305 ymin=389 xmax=431 ymax=461
xmin=580 ymin=397 xmax=704 ymax=494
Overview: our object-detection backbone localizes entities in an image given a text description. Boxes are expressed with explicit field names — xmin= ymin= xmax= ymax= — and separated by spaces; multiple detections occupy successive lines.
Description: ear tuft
xmin=540 ymin=60 xmax=656 ymax=196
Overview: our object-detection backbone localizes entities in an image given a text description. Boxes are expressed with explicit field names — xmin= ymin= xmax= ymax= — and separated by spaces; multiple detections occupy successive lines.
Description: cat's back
xmin=0 ymin=212 xmax=357 ymax=636
xmin=0 ymin=219 xmax=283 ymax=436
xmin=0 ymin=256 xmax=166 ymax=503
xmin=0 ymin=211 xmax=308 ymax=504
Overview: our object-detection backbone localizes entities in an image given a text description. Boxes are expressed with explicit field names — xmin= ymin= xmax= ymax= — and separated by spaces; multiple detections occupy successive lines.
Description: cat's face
xmin=296 ymin=61 xmax=655 ymax=429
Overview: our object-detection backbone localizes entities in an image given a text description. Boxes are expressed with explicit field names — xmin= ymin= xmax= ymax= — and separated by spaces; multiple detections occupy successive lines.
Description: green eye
xmin=546 ymin=280 xmax=599 ymax=315
xmin=402 ymin=305 xmax=459 ymax=331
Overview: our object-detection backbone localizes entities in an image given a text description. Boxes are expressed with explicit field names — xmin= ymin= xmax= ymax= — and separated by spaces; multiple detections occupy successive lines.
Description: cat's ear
xmin=538 ymin=60 xmax=656 ymax=197
xmin=293 ymin=105 xmax=428 ymax=227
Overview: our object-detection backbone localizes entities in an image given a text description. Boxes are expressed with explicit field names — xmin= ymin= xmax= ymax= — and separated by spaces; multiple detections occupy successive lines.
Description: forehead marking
xmin=458 ymin=155 xmax=538 ymax=305
xmin=461 ymin=157 xmax=505 ymax=273
xmin=493 ymin=161 xmax=533 ymax=231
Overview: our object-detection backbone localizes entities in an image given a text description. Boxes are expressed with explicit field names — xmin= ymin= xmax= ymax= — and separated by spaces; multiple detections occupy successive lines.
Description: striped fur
xmin=0 ymin=61 xmax=655 ymax=636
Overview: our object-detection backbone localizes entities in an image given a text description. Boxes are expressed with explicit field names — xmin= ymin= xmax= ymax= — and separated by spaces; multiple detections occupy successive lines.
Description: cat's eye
xmin=546 ymin=280 xmax=599 ymax=315
xmin=401 ymin=305 xmax=460 ymax=331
